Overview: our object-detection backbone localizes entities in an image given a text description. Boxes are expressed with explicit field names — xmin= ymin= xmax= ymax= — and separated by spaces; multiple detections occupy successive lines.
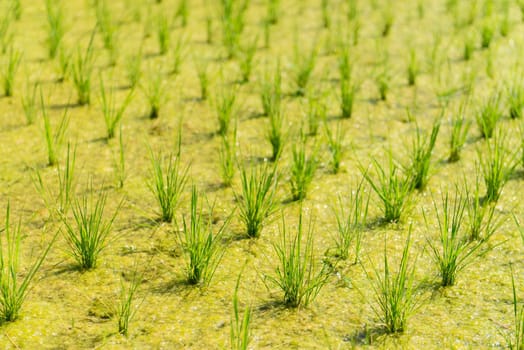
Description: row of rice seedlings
xmin=61 ymin=182 xmax=120 ymax=270
xmin=479 ymin=130 xmax=518 ymax=203
xmin=41 ymin=92 xmax=70 ymax=166
xmin=148 ymin=149 xmax=189 ymax=223
xmin=220 ymin=0 xmax=249 ymax=58
xmin=176 ymin=186 xmax=229 ymax=286
xmin=406 ymin=117 xmax=441 ymax=190
xmin=99 ymin=76 xmax=134 ymax=139
xmin=425 ymin=191 xmax=491 ymax=287
xmin=365 ymin=228 xmax=419 ymax=333
xmin=71 ymin=30 xmax=95 ymax=105
xmin=330 ymin=180 xmax=369 ymax=263
xmin=230 ymin=273 xmax=251 ymax=350
xmin=290 ymin=133 xmax=318 ymax=201
xmin=235 ymin=163 xmax=278 ymax=238
xmin=361 ymin=153 xmax=413 ymax=223
xmin=45 ymin=0 xmax=65 ymax=59
xmin=265 ymin=208 xmax=331 ymax=308
xmin=2 ymin=46 xmax=21 ymax=97
xmin=0 ymin=204 xmax=55 ymax=322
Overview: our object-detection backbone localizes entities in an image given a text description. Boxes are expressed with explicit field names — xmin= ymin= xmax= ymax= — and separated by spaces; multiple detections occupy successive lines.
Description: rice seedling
xmin=347 ymin=0 xmax=358 ymax=21
xmin=479 ymin=130 xmax=518 ymax=203
xmin=338 ymin=47 xmax=357 ymax=118
xmin=174 ymin=0 xmax=188 ymax=27
xmin=260 ymin=62 xmax=281 ymax=118
xmin=116 ymin=269 xmax=143 ymax=337
xmin=41 ymin=91 xmax=69 ymax=166
xmin=143 ymin=70 xmax=165 ymax=119
xmin=366 ymin=228 xmax=419 ymax=333
xmin=464 ymin=173 xmax=500 ymax=242
xmin=305 ymin=93 xmax=326 ymax=136
xmin=238 ymin=36 xmax=258 ymax=83
xmin=376 ymin=68 xmax=391 ymax=102
xmin=214 ymin=86 xmax=237 ymax=137
xmin=463 ymin=34 xmax=475 ymax=61
xmin=425 ymin=191 xmax=490 ymax=287
xmin=170 ymin=35 xmax=187 ymax=75
xmin=220 ymin=0 xmax=249 ymax=58
xmin=267 ymin=0 xmax=280 ymax=24
xmin=3 ymin=47 xmax=21 ymax=97
xmin=325 ymin=121 xmax=345 ymax=174
xmin=148 ymin=150 xmax=189 ymax=222
xmin=21 ymin=81 xmax=38 ymax=125
xmin=219 ymin=126 xmax=237 ymax=187
xmin=0 ymin=203 xmax=55 ymax=322
xmin=508 ymin=78 xmax=524 ymax=119
xmin=235 ymin=163 xmax=278 ymax=238
xmin=448 ymin=107 xmax=471 ymax=162
xmin=263 ymin=19 xmax=271 ymax=49
xmin=406 ymin=117 xmax=441 ymax=190
xmin=96 ymin=0 xmax=117 ymax=54
xmin=381 ymin=7 xmax=394 ymax=37
xmin=112 ymin=129 xmax=126 ymax=189
xmin=266 ymin=109 xmax=285 ymax=162
xmin=126 ymin=52 xmax=142 ymax=89
xmin=71 ymin=30 xmax=95 ymax=105
xmin=506 ymin=266 xmax=524 ymax=349
xmin=407 ymin=49 xmax=418 ymax=86
xmin=45 ymin=0 xmax=64 ymax=59
xmin=481 ymin=20 xmax=495 ymax=49
xmin=157 ymin=13 xmax=170 ymax=55
xmin=266 ymin=208 xmax=331 ymax=308
xmin=519 ymin=0 xmax=524 ymax=22
xmin=195 ymin=59 xmax=209 ymax=101
xmin=99 ymin=76 xmax=134 ymax=139
xmin=476 ymin=91 xmax=501 ymax=139
xmin=61 ymin=184 xmax=120 ymax=270
xmin=10 ymin=0 xmax=21 ymax=21
xmin=361 ymin=152 xmax=413 ymax=223
xmin=321 ymin=0 xmax=330 ymax=28
xmin=230 ymin=273 xmax=251 ymax=350
xmin=290 ymin=132 xmax=318 ymax=201
xmin=206 ymin=15 xmax=213 ymax=44
xmin=331 ymin=180 xmax=369 ymax=263
xmin=177 ymin=186 xmax=228 ymax=286
xmin=293 ymin=42 xmax=317 ymax=96
xmin=57 ymin=47 xmax=71 ymax=82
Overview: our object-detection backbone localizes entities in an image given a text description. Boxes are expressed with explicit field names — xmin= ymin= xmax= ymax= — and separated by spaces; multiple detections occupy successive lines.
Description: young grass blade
xmin=116 ymin=268 xmax=144 ymax=337
xmin=2 ymin=46 xmax=21 ymax=97
xmin=230 ymin=272 xmax=252 ymax=350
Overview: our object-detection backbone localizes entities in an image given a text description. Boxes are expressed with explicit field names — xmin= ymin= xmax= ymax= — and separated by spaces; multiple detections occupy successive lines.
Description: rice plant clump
xmin=0 ymin=204 xmax=55 ymax=322
xmin=230 ymin=273 xmax=252 ymax=350
xmin=116 ymin=270 xmax=143 ymax=337
xmin=2 ymin=47 xmax=21 ymax=97
xmin=71 ymin=31 xmax=95 ymax=105
xmin=366 ymin=228 xmax=419 ymax=333
xmin=235 ymin=163 xmax=278 ymax=238
xmin=406 ymin=118 xmax=441 ymax=190
xmin=148 ymin=151 xmax=189 ymax=222
xmin=289 ymin=133 xmax=318 ymax=201
xmin=177 ymin=186 xmax=228 ymax=286
xmin=266 ymin=209 xmax=331 ymax=308
xmin=508 ymin=79 xmax=524 ymax=119
xmin=476 ymin=91 xmax=501 ymax=139
xmin=448 ymin=106 xmax=471 ymax=162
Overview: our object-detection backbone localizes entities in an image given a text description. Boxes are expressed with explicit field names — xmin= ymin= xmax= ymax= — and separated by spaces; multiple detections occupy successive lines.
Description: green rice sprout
xmin=170 ymin=35 xmax=187 ymax=75
xmin=508 ymin=78 xmax=524 ymax=119
xmin=506 ymin=266 xmax=524 ymax=349
xmin=260 ymin=62 xmax=282 ymax=117
xmin=324 ymin=121 xmax=345 ymax=174
xmin=126 ymin=52 xmax=142 ymax=89
xmin=220 ymin=0 xmax=249 ymax=58
xmin=41 ymin=90 xmax=69 ymax=166
xmin=99 ymin=76 xmax=134 ymax=139
xmin=230 ymin=273 xmax=252 ymax=350
xmin=61 ymin=184 xmax=120 ymax=270
xmin=449 ymin=103 xmax=471 ymax=162
xmin=174 ymin=0 xmax=188 ymax=27
xmin=266 ymin=0 xmax=280 ymax=25
xmin=463 ymin=34 xmax=475 ymax=61
xmin=157 ymin=13 xmax=170 ymax=55
xmin=361 ymin=152 xmax=413 ymax=223
xmin=235 ymin=163 xmax=278 ymax=238
xmin=148 ymin=150 xmax=189 ymax=222
xmin=290 ymin=132 xmax=318 ymax=201
xmin=177 ymin=186 xmax=229 ymax=286
xmin=116 ymin=269 xmax=143 ymax=337
xmin=143 ymin=70 xmax=165 ymax=119
xmin=195 ymin=59 xmax=209 ymax=101
xmin=425 ymin=191 xmax=490 ymax=287
xmin=112 ymin=129 xmax=126 ymax=189
xmin=381 ymin=6 xmax=394 ymax=37
xmin=407 ymin=49 xmax=418 ymax=86
xmin=21 ymin=81 xmax=38 ymax=125
xmin=3 ymin=46 xmax=21 ymax=97
xmin=366 ymin=228 xmax=419 ymax=333
xmin=331 ymin=180 xmax=369 ymax=263
xmin=321 ymin=0 xmax=330 ymax=28
xmin=480 ymin=20 xmax=495 ymax=49
xmin=219 ymin=126 xmax=237 ymax=187
xmin=476 ymin=91 xmax=501 ymax=139
xmin=406 ymin=117 xmax=441 ymax=190
xmin=376 ymin=68 xmax=390 ymax=101
xmin=479 ymin=130 xmax=518 ymax=203
xmin=293 ymin=42 xmax=317 ymax=96
xmin=266 ymin=109 xmax=285 ymax=162
xmin=238 ymin=36 xmax=258 ymax=83
xmin=56 ymin=47 xmax=71 ymax=82
xmin=96 ymin=0 xmax=117 ymax=53
xmin=71 ymin=29 xmax=95 ymax=105
xmin=214 ymin=86 xmax=237 ymax=137
xmin=45 ymin=0 xmax=64 ymax=59
xmin=0 ymin=203 xmax=55 ymax=322
xmin=11 ymin=0 xmax=21 ymax=20
xmin=266 ymin=208 xmax=331 ymax=308
xmin=305 ymin=93 xmax=326 ymax=136
xmin=464 ymin=173 xmax=500 ymax=242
